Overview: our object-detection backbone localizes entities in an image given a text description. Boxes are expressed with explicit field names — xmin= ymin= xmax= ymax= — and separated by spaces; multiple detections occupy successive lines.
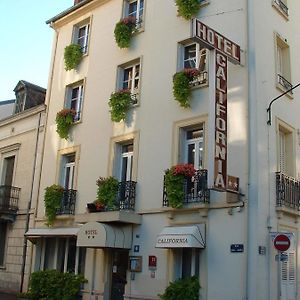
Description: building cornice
xmin=0 ymin=104 xmax=46 ymax=127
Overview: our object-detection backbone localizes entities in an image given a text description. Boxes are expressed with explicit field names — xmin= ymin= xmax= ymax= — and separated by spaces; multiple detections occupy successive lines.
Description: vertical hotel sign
xmin=192 ymin=19 xmax=241 ymax=190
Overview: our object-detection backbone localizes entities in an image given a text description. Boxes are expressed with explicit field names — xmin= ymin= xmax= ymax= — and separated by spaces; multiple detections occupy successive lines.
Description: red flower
xmin=121 ymin=16 xmax=136 ymax=26
xmin=171 ymin=164 xmax=196 ymax=177
xmin=183 ymin=68 xmax=200 ymax=80
xmin=56 ymin=108 xmax=76 ymax=118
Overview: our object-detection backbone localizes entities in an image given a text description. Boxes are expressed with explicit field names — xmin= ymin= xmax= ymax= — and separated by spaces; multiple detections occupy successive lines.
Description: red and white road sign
xmin=274 ymin=234 xmax=290 ymax=252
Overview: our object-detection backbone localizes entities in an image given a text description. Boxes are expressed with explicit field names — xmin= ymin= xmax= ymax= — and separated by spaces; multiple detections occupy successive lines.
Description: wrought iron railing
xmin=276 ymin=172 xmax=300 ymax=211
xmin=190 ymin=71 xmax=208 ymax=87
xmin=56 ymin=189 xmax=77 ymax=215
xmin=163 ymin=169 xmax=209 ymax=207
xmin=274 ymin=0 xmax=288 ymax=15
xmin=114 ymin=181 xmax=137 ymax=211
xmin=278 ymin=74 xmax=293 ymax=93
xmin=0 ymin=185 xmax=20 ymax=213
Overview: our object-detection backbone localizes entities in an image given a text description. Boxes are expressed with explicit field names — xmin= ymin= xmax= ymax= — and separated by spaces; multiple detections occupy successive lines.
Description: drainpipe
xmin=246 ymin=0 xmax=259 ymax=299
xmin=20 ymin=110 xmax=42 ymax=292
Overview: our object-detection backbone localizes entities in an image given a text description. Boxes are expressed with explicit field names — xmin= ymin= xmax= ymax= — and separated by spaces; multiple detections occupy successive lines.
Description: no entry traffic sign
xmin=274 ymin=234 xmax=290 ymax=252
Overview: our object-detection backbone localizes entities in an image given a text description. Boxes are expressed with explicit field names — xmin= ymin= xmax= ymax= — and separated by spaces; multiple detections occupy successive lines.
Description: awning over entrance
xmin=25 ymin=227 xmax=79 ymax=242
xmin=77 ymin=221 xmax=132 ymax=249
xmin=155 ymin=224 xmax=205 ymax=248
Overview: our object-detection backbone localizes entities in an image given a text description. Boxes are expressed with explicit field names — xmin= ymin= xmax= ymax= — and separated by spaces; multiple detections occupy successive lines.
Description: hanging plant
xmin=55 ymin=108 xmax=76 ymax=139
xmin=96 ymin=176 xmax=119 ymax=209
xmin=173 ymin=68 xmax=200 ymax=108
xmin=164 ymin=164 xmax=196 ymax=208
xmin=44 ymin=184 xmax=64 ymax=226
xmin=108 ymin=89 xmax=132 ymax=122
xmin=114 ymin=16 xmax=137 ymax=48
xmin=64 ymin=44 xmax=83 ymax=71
xmin=175 ymin=0 xmax=200 ymax=20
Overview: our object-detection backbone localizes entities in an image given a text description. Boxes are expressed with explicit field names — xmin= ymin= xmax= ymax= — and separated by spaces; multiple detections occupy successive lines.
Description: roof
xmin=13 ymin=80 xmax=46 ymax=93
xmin=0 ymin=99 xmax=15 ymax=106
xmin=46 ymin=0 xmax=93 ymax=25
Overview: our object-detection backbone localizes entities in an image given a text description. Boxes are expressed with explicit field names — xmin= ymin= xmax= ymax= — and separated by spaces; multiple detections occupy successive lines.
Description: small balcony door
xmin=119 ymin=144 xmax=133 ymax=182
xmin=63 ymin=155 xmax=75 ymax=190
xmin=2 ymin=156 xmax=15 ymax=187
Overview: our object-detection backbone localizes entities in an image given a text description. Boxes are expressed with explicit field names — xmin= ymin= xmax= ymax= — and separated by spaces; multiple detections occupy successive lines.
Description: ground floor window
xmin=39 ymin=237 xmax=85 ymax=274
xmin=174 ymin=248 xmax=200 ymax=279
xmin=0 ymin=222 xmax=7 ymax=266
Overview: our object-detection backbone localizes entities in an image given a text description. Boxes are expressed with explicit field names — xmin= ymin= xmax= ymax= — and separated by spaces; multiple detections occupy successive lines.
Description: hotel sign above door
xmin=192 ymin=19 xmax=241 ymax=64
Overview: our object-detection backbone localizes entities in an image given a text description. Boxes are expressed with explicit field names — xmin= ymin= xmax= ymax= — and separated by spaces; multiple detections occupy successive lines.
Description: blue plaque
xmin=230 ymin=244 xmax=244 ymax=253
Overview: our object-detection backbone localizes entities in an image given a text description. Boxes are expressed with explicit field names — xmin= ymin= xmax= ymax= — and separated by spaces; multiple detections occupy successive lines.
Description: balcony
xmin=276 ymin=172 xmax=300 ymax=212
xmin=56 ymin=189 xmax=77 ymax=215
xmin=274 ymin=0 xmax=289 ymax=16
xmin=189 ymin=71 xmax=208 ymax=87
xmin=277 ymin=74 xmax=293 ymax=93
xmin=77 ymin=181 xmax=141 ymax=224
xmin=0 ymin=185 xmax=21 ymax=222
xmin=163 ymin=169 xmax=209 ymax=207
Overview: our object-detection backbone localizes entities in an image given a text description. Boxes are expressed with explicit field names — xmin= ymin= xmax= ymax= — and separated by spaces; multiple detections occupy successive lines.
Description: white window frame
xmin=65 ymin=82 xmax=84 ymax=122
xmin=124 ymin=0 xmax=145 ymax=29
xmin=62 ymin=155 xmax=76 ymax=190
xmin=118 ymin=60 xmax=141 ymax=105
xmin=119 ymin=144 xmax=134 ymax=182
xmin=73 ymin=19 xmax=90 ymax=54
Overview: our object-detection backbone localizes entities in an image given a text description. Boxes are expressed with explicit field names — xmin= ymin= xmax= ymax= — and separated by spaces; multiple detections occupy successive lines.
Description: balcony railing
xmin=276 ymin=172 xmax=300 ymax=211
xmin=274 ymin=0 xmax=288 ymax=15
xmin=114 ymin=180 xmax=137 ymax=211
xmin=163 ymin=169 xmax=209 ymax=207
xmin=0 ymin=185 xmax=20 ymax=213
xmin=190 ymin=71 xmax=208 ymax=87
xmin=278 ymin=74 xmax=293 ymax=93
xmin=56 ymin=189 xmax=77 ymax=215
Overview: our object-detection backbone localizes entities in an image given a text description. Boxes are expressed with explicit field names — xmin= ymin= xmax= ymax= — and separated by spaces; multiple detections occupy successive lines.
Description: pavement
xmin=0 ymin=293 xmax=16 ymax=300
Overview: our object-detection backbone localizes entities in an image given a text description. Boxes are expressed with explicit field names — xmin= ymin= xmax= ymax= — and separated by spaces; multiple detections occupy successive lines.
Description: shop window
xmin=118 ymin=60 xmax=141 ymax=105
xmin=72 ymin=19 xmax=90 ymax=54
xmin=275 ymin=34 xmax=292 ymax=95
xmin=65 ymin=82 xmax=84 ymax=122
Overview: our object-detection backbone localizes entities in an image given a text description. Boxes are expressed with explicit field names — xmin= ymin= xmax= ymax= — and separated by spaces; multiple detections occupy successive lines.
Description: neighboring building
xmin=25 ymin=0 xmax=300 ymax=300
xmin=0 ymin=81 xmax=46 ymax=293
xmin=0 ymin=100 xmax=15 ymax=120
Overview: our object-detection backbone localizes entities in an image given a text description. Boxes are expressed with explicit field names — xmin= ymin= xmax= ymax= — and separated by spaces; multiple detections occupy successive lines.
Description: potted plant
xmin=64 ymin=43 xmax=83 ymax=71
xmin=159 ymin=276 xmax=200 ymax=300
xmin=114 ymin=16 xmax=137 ymax=48
xmin=175 ymin=0 xmax=201 ymax=20
xmin=44 ymin=184 xmax=64 ymax=226
xmin=55 ymin=108 xmax=76 ymax=139
xmin=164 ymin=164 xmax=195 ymax=208
xmin=87 ymin=177 xmax=119 ymax=211
xmin=108 ymin=89 xmax=132 ymax=122
xmin=173 ymin=68 xmax=200 ymax=108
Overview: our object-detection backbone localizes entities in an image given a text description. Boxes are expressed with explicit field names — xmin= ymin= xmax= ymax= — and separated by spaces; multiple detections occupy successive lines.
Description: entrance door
xmin=111 ymin=250 xmax=128 ymax=300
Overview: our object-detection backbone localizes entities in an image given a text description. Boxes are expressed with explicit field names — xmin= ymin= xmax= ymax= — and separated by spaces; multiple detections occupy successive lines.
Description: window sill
xmin=276 ymin=83 xmax=293 ymax=99
xmin=272 ymin=1 xmax=289 ymax=20
xmin=0 ymin=266 xmax=6 ymax=270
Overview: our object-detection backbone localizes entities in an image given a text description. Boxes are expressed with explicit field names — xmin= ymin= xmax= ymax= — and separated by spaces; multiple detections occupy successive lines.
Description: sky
xmin=0 ymin=1 xmax=74 ymax=100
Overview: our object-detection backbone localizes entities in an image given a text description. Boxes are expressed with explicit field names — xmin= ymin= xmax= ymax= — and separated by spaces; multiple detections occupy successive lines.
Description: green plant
xmin=159 ymin=276 xmax=200 ymax=300
xmin=96 ymin=176 xmax=119 ymax=209
xmin=173 ymin=68 xmax=200 ymax=108
xmin=44 ymin=184 xmax=64 ymax=226
xmin=175 ymin=0 xmax=200 ymax=20
xmin=55 ymin=108 xmax=76 ymax=139
xmin=64 ymin=44 xmax=83 ymax=71
xmin=27 ymin=270 xmax=87 ymax=300
xmin=108 ymin=90 xmax=132 ymax=122
xmin=16 ymin=292 xmax=33 ymax=299
xmin=164 ymin=164 xmax=195 ymax=208
xmin=114 ymin=16 xmax=137 ymax=48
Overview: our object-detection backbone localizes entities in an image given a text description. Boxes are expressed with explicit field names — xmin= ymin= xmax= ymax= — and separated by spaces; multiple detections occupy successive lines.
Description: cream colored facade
xmin=0 ymin=103 xmax=46 ymax=293
xmin=28 ymin=0 xmax=300 ymax=299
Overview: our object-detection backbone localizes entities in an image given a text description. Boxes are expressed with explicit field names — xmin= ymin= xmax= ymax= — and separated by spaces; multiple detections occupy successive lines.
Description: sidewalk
xmin=0 ymin=293 xmax=16 ymax=300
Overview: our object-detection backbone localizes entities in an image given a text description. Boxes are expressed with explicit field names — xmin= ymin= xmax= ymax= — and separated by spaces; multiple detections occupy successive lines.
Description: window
xmin=65 ymin=82 xmax=84 ymax=122
xmin=272 ymin=0 xmax=289 ymax=18
xmin=181 ymin=125 xmax=205 ymax=170
xmin=275 ymin=34 xmax=292 ymax=94
xmin=61 ymin=154 xmax=76 ymax=190
xmin=0 ymin=222 xmax=7 ymax=266
xmin=41 ymin=237 xmax=86 ymax=274
xmin=277 ymin=120 xmax=294 ymax=177
xmin=1 ymin=156 xmax=15 ymax=186
xmin=180 ymin=42 xmax=208 ymax=87
xmin=174 ymin=248 xmax=200 ymax=279
xmin=119 ymin=143 xmax=134 ymax=182
xmin=118 ymin=60 xmax=140 ymax=104
xmin=73 ymin=20 xmax=90 ymax=54
xmin=124 ymin=0 xmax=144 ymax=28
